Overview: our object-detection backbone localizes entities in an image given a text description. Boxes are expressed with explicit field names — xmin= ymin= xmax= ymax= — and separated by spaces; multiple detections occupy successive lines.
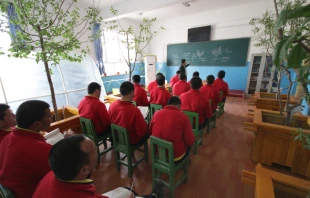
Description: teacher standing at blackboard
xmin=179 ymin=59 xmax=191 ymax=75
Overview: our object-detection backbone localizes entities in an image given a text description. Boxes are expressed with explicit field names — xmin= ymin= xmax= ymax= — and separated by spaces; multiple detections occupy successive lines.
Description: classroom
xmin=0 ymin=0 xmax=309 ymax=198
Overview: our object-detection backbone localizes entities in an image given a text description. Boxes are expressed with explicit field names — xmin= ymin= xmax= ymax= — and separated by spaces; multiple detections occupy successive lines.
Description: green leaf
xmin=273 ymin=34 xmax=296 ymax=67
xmin=287 ymin=44 xmax=307 ymax=69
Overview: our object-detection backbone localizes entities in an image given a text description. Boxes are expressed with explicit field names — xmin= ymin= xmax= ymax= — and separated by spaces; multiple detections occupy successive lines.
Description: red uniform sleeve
xmin=183 ymin=115 xmax=195 ymax=146
xmin=98 ymin=102 xmax=111 ymax=127
xmin=225 ymin=83 xmax=229 ymax=98
xmin=135 ymin=109 xmax=148 ymax=137
xmin=215 ymin=89 xmax=221 ymax=104
xmin=205 ymin=98 xmax=212 ymax=119
xmin=33 ymin=143 xmax=52 ymax=176
xmin=140 ymin=89 xmax=149 ymax=106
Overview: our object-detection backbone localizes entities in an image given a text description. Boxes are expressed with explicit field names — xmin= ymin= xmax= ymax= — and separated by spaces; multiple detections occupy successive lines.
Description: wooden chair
xmin=149 ymin=104 xmax=162 ymax=120
xmin=150 ymin=136 xmax=189 ymax=198
xmin=207 ymin=100 xmax=217 ymax=133
xmin=79 ymin=117 xmax=113 ymax=164
xmin=183 ymin=111 xmax=203 ymax=154
xmin=217 ymin=91 xmax=225 ymax=118
xmin=111 ymin=124 xmax=148 ymax=177
xmin=0 ymin=184 xmax=15 ymax=198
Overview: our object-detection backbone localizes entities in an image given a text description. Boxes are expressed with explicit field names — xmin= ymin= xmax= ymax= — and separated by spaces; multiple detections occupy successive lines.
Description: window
xmin=102 ymin=29 xmax=135 ymax=76
xmin=0 ymin=12 xmax=11 ymax=53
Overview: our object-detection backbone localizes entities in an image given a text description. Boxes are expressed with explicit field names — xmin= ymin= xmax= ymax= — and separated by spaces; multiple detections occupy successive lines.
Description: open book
xmin=44 ymin=128 xmax=64 ymax=145
xmin=137 ymin=106 xmax=149 ymax=119
xmin=102 ymin=187 xmax=143 ymax=198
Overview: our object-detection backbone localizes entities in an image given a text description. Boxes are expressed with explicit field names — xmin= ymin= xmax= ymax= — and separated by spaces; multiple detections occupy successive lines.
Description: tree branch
xmin=42 ymin=0 xmax=66 ymax=30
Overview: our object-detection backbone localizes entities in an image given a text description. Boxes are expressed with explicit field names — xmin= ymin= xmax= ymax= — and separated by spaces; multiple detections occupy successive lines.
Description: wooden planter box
xmin=48 ymin=106 xmax=82 ymax=134
xmin=247 ymin=109 xmax=310 ymax=177
xmin=249 ymin=92 xmax=298 ymax=111
xmin=242 ymin=164 xmax=310 ymax=198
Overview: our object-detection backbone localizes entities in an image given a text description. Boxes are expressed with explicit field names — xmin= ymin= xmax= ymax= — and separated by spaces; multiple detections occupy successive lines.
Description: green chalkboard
xmin=167 ymin=38 xmax=250 ymax=66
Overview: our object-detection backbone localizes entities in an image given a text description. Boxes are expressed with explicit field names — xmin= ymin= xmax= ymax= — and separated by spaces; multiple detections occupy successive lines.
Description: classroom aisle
xmin=92 ymin=98 xmax=256 ymax=198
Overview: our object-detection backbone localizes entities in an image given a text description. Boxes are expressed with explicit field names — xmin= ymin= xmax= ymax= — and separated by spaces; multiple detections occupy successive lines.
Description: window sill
xmin=101 ymin=73 xmax=129 ymax=77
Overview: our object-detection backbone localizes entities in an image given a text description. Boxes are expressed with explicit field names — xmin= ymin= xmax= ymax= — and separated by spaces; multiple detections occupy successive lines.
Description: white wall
xmin=148 ymin=0 xmax=274 ymax=62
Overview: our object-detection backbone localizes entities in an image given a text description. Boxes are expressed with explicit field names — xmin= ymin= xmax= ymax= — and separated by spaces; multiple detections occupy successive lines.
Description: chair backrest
xmin=132 ymin=101 xmax=137 ymax=106
xmin=150 ymin=104 xmax=162 ymax=119
xmin=0 ymin=184 xmax=15 ymax=198
xmin=111 ymin=124 xmax=130 ymax=151
xmin=79 ymin=117 xmax=98 ymax=142
xmin=150 ymin=136 xmax=174 ymax=169
xmin=183 ymin=111 xmax=199 ymax=132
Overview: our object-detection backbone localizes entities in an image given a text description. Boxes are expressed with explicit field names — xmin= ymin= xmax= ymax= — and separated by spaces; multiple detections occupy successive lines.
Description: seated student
xmin=0 ymin=100 xmax=53 ymax=198
xmin=169 ymin=70 xmax=181 ymax=87
xmin=213 ymin=70 xmax=229 ymax=102
xmin=200 ymin=75 xmax=221 ymax=112
xmin=0 ymin=104 xmax=16 ymax=144
xmin=147 ymin=72 xmax=163 ymax=93
xmin=149 ymin=75 xmax=172 ymax=107
xmin=180 ymin=77 xmax=212 ymax=129
xmin=78 ymin=82 xmax=111 ymax=135
xmin=172 ymin=72 xmax=190 ymax=96
xmin=33 ymin=135 xmax=164 ymax=198
xmin=132 ymin=75 xmax=148 ymax=106
xmin=150 ymin=97 xmax=195 ymax=161
xmin=109 ymin=82 xmax=148 ymax=144
xmin=187 ymin=71 xmax=203 ymax=87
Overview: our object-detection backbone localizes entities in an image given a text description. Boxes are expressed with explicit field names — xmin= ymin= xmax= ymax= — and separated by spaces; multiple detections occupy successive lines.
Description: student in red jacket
xmin=147 ymin=72 xmax=163 ymax=93
xmin=33 ymin=135 xmax=164 ymax=198
xmin=213 ymin=70 xmax=229 ymax=102
xmin=132 ymin=75 xmax=148 ymax=106
xmin=200 ymin=75 xmax=221 ymax=112
xmin=172 ymin=72 xmax=190 ymax=96
xmin=150 ymin=75 xmax=172 ymax=107
xmin=187 ymin=71 xmax=203 ymax=87
xmin=109 ymin=82 xmax=148 ymax=145
xmin=180 ymin=77 xmax=212 ymax=129
xmin=0 ymin=100 xmax=53 ymax=198
xmin=78 ymin=82 xmax=111 ymax=135
xmin=0 ymin=104 xmax=16 ymax=144
xmin=169 ymin=70 xmax=181 ymax=87
xmin=150 ymin=97 xmax=195 ymax=161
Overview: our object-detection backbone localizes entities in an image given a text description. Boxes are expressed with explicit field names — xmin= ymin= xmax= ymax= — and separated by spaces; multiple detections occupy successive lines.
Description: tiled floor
xmin=91 ymin=98 xmax=256 ymax=198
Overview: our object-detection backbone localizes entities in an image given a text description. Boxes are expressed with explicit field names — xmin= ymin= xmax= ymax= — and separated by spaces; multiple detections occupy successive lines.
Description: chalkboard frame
xmin=166 ymin=37 xmax=251 ymax=67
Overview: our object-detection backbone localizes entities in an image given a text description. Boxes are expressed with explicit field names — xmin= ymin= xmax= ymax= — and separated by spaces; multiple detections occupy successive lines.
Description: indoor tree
xmin=105 ymin=7 xmax=164 ymax=81
xmin=0 ymin=0 xmax=102 ymax=121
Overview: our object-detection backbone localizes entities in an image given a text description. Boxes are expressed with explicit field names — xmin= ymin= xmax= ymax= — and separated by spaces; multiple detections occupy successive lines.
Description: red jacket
xmin=173 ymin=80 xmax=190 ymax=96
xmin=149 ymin=87 xmax=172 ymax=107
xmin=200 ymin=84 xmax=221 ymax=111
xmin=133 ymin=83 xmax=149 ymax=106
xmin=187 ymin=80 xmax=203 ymax=88
xmin=150 ymin=106 xmax=195 ymax=159
xmin=0 ymin=127 xmax=51 ymax=198
xmin=0 ymin=129 xmax=11 ymax=144
xmin=78 ymin=96 xmax=111 ymax=134
xmin=180 ymin=89 xmax=212 ymax=125
xmin=169 ymin=74 xmax=179 ymax=87
xmin=109 ymin=100 xmax=148 ymax=144
xmin=213 ymin=78 xmax=229 ymax=99
xmin=33 ymin=171 xmax=108 ymax=198
xmin=148 ymin=80 xmax=157 ymax=93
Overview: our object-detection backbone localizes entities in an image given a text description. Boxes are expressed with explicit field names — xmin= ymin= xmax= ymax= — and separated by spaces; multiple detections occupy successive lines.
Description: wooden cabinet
xmin=246 ymin=54 xmax=276 ymax=96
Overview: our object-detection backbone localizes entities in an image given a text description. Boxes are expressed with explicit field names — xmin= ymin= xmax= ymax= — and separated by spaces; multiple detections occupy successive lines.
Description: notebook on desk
xmin=102 ymin=187 xmax=143 ymax=198
xmin=137 ymin=106 xmax=149 ymax=119
xmin=44 ymin=128 xmax=64 ymax=145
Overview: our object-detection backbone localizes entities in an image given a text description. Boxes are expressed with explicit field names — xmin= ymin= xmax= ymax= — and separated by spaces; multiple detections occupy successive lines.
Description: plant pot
xmin=251 ymin=92 xmax=299 ymax=111
xmin=249 ymin=109 xmax=310 ymax=177
xmin=48 ymin=106 xmax=82 ymax=134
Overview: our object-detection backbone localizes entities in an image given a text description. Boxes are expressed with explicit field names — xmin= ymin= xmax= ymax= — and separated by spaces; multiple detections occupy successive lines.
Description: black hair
xmin=179 ymin=72 xmax=186 ymax=81
xmin=156 ymin=72 xmax=163 ymax=77
xmin=218 ymin=70 xmax=226 ymax=79
xmin=191 ymin=77 xmax=202 ymax=90
xmin=181 ymin=59 xmax=186 ymax=64
xmin=176 ymin=70 xmax=181 ymax=74
xmin=156 ymin=75 xmax=165 ymax=86
xmin=0 ymin=104 xmax=10 ymax=121
xmin=16 ymin=100 xmax=50 ymax=129
xmin=193 ymin=71 xmax=199 ymax=77
xmin=207 ymin=75 xmax=215 ymax=85
xmin=132 ymin=75 xmax=141 ymax=83
xmin=168 ymin=96 xmax=181 ymax=106
xmin=49 ymin=135 xmax=89 ymax=181
xmin=87 ymin=82 xmax=101 ymax=94
xmin=120 ymin=81 xmax=134 ymax=96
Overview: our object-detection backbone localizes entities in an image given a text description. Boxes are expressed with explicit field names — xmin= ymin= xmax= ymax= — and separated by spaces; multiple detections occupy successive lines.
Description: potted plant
xmin=246 ymin=0 xmax=310 ymax=177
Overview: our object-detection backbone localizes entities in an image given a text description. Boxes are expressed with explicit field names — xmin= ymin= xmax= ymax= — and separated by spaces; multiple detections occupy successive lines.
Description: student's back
xmin=213 ymin=70 xmax=229 ymax=99
xmin=200 ymin=75 xmax=221 ymax=111
xmin=132 ymin=75 xmax=148 ymax=106
xmin=150 ymin=87 xmax=172 ymax=107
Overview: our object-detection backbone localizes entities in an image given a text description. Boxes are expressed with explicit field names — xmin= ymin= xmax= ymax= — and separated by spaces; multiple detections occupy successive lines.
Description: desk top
xmin=105 ymin=103 xmax=149 ymax=119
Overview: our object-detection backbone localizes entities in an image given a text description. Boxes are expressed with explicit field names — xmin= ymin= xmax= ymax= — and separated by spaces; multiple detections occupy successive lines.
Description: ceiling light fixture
xmin=182 ymin=2 xmax=190 ymax=7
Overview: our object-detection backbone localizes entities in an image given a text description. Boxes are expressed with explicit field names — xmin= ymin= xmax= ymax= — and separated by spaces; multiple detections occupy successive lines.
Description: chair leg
xmin=169 ymin=174 xmax=175 ymax=198
xmin=103 ymin=140 xmax=107 ymax=150
xmin=116 ymin=151 xmax=121 ymax=171
xmin=127 ymin=153 xmax=133 ymax=178
xmin=199 ymin=131 xmax=203 ymax=145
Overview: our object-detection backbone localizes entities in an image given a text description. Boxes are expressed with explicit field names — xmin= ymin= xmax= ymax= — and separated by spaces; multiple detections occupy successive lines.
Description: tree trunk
xmin=39 ymin=34 xmax=60 ymax=121
xmin=285 ymin=82 xmax=293 ymax=126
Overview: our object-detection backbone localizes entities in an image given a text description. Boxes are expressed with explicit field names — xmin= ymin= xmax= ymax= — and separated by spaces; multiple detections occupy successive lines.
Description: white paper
xmin=102 ymin=187 xmax=143 ymax=198
xmin=44 ymin=128 xmax=64 ymax=145
xmin=137 ymin=106 xmax=149 ymax=119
